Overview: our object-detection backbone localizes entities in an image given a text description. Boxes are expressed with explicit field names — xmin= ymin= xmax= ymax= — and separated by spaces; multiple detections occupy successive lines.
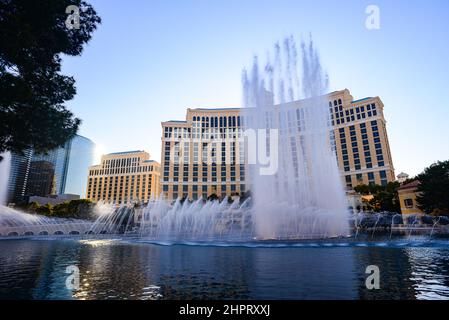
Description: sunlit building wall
xmin=86 ymin=151 xmax=160 ymax=204
xmin=160 ymin=89 xmax=395 ymax=201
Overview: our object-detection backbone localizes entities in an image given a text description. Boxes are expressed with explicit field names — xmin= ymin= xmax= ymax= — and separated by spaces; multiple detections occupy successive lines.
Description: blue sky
xmin=62 ymin=0 xmax=449 ymax=176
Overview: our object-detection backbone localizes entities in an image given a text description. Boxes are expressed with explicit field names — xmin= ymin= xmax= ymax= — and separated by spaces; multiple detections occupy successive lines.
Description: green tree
xmin=0 ymin=0 xmax=101 ymax=160
xmin=354 ymin=182 xmax=400 ymax=213
xmin=52 ymin=199 xmax=93 ymax=219
xmin=35 ymin=203 xmax=52 ymax=215
xmin=207 ymin=193 xmax=219 ymax=201
xmin=416 ymin=160 xmax=449 ymax=215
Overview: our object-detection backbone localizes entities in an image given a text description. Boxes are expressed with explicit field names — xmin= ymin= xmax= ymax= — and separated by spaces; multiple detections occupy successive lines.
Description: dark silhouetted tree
xmin=355 ymin=181 xmax=400 ymax=212
xmin=0 ymin=0 xmax=101 ymax=160
xmin=416 ymin=160 xmax=449 ymax=215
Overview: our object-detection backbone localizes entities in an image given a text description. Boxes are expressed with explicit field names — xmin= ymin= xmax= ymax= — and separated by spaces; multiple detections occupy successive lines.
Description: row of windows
xmin=102 ymin=157 xmax=140 ymax=169
xmin=192 ymin=115 xmax=242 ymax=128
xmin=345 ymin=170 xmax=389 ymax=188
xmin=89 ymin=165 xmax=154 ymax=176
xmin=163 ymin=184 xmax=246 ymax=199
xmin=339 ymin=121 xmax=385 ymax=172
xmin=331 ymin=103 xmax=378 ymax=126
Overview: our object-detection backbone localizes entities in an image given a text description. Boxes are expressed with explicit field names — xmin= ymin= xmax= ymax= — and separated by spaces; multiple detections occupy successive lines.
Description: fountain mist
xmin=242 ymin=36 xmax=349 ymax=239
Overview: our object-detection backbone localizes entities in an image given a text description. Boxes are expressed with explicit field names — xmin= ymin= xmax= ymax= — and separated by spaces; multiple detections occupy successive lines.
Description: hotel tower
xmin=160 ymin=89 xmax=395 ymax=201
xmin=86 ymin=151 xmax=160 ymax=204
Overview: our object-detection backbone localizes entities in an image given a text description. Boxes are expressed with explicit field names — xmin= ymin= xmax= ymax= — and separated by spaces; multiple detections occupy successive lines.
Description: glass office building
xmin=26 ymin=135 xmax=96 ymax=198
xmin=6 ymin=150 xmax=32 ymax=204
xmin=64 ymin=135 xmax=96 ymax=197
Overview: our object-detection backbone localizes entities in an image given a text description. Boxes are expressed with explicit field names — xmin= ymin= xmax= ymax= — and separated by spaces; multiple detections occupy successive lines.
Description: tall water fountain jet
xmin=242 ymin=36 xmax=349 ymax=239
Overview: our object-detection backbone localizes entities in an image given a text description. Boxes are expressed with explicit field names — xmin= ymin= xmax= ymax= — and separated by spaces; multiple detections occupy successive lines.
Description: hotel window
xmin=404 ymin=199 xmax=413 ymax=208
xmin=368 ymin=172 xmax=375 ymax=185
xmin=202 ymin=166 xmax=208 ymax=182
xmin=345 ymin=175 xmax=352 ymax=188
xmin=380 ymin=170 xmax=388 ymax=186
xmin=183 ymin=165 xmax=189 ymax=182
xmin=240 ymin=165 xmax=245 ymax=180
xmin=221 ymin=167 xmax=226 ymax=180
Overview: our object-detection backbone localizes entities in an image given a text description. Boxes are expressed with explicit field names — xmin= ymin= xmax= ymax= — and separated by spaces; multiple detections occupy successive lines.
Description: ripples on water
xmin=0 ymin=239 xmax=448 ymax=300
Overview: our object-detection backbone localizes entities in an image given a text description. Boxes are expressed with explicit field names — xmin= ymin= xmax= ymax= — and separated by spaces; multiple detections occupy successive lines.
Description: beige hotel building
xmin=160 ymin=89 xmax=395 ymax=201
xmin=86 ymin=151 xmax=160 ymax=204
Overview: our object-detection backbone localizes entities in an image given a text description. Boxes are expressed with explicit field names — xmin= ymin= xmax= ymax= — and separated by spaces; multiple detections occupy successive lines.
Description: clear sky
xmin=62 ymin=0 xmax=449 ymax=177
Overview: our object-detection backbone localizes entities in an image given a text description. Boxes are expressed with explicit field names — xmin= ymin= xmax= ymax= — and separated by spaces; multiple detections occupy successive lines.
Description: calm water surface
xmin=0 ymin=238 xmax=449 ymax=300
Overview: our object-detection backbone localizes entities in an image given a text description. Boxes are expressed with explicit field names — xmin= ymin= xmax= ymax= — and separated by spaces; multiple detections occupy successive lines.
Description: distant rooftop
xmin=191 ymin=107 xmax=241 ymax=111
xmin=351 ymin=97 xmax=373 ymax=104
xmin=397 ymin=180 xmax=420 ymax=191
xmin=107 ymin=150 xmax=144 ymax=155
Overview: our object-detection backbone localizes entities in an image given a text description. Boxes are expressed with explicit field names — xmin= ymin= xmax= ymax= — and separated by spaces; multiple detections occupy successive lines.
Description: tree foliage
xmin=416 ymin=160 xmax=449 ymax=215
xmin=355 ymin=181 xmax=400 ymax=213
xmin=0 ymin=0 xmax=101 ymax=160
xmin=24 ymin=199 xmax=94 ymax=219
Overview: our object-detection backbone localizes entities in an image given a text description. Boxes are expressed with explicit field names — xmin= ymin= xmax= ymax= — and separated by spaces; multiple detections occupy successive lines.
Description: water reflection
xmin=405 ymin=248 xmax=449 ymax=300
xmin=0 ymin=240 xmax=448 ymax=300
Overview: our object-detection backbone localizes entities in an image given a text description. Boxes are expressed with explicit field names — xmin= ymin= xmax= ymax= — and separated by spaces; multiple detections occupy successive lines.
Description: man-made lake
xmin=0 ymin=238 xmax=449 ymax=300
